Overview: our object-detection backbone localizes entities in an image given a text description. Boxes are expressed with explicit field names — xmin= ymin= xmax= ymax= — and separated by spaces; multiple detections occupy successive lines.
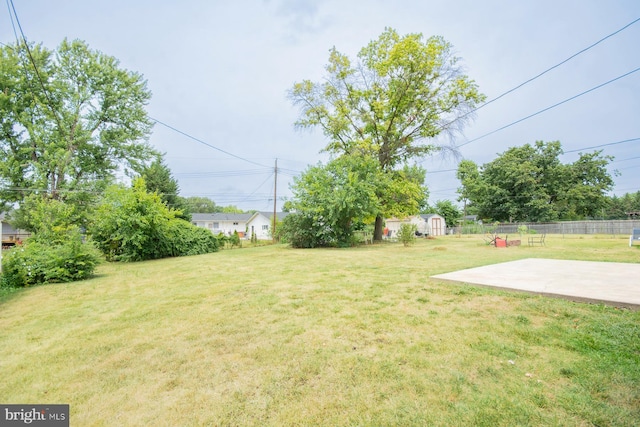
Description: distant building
xmin=385 ymin=214 xmax=447 ymax=237
xmin=191 ymin=212 xmax=289 ymax=240
xmin=191 ymin=213 xmax=253 ymax=237
xmin=0 ymin=212 xmax=30 ymax=247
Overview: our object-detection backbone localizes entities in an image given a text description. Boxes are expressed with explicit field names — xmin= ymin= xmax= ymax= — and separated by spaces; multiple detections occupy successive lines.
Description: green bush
xmin=229 ymin=231 xmax=241 ymax=248
xmin=1 ymin=230 xmax=101 ymax=287
xmin=89 ymin=179 xmax=219 ymax=262
xmin=398 ymin=223 xmax=418 ymax=246
xmin=216 ymin=233 xmax=229 ymax=248
xmin=277 ymin=213 xmax=331 ymax=248
xmin=159 ymin=219 xmax=219 ymax=257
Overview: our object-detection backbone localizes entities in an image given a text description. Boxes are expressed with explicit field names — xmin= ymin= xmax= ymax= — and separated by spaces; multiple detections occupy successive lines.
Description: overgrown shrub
xmin=159 ymin=219 xmax=219 ymax=256
xmin=89 ymin=179 xmax=219 ymax=261
xmin=1 ymin=229 xmax=101 ymax=287
xmin=277 ymin=213 xmax=332 ymax=248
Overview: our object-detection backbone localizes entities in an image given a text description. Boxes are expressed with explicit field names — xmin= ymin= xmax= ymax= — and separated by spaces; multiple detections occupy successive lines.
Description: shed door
xmin=432 ymin=218 xmax=442 ymax=236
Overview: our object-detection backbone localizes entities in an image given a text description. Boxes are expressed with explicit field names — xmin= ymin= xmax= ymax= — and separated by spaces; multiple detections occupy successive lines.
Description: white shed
xmin=384 ymin=214 xmax=447 ymax=238
xmin=417 ymin=214 xmax=446 ymax=236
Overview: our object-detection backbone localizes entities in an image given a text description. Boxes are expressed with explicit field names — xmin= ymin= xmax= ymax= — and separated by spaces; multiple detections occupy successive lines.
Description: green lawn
xmin=1 ymin=235 xmax=639 ymax=426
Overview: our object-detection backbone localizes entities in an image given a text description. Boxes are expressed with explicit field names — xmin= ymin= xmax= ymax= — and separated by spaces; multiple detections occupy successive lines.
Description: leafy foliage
xmin=604 ymin=191 xmax=640 ymax=219
xmin=279 ymin=155 xmax=383 ymax=248
xmin=2 ymin=228 xmax=101 ymax=287
xmin=9 ymin=194 xmax=86 ymax=235
xmin=457 ymin=141 xmax=615 ymax=222
xmin=88 ymin=179 xmax=217 ymax=262
xmin=229 ymin=231 xmax=241 ymax=248
xmin=140 ymin=157 xmax=190 ymax=221
xmin=157 ymin=218 xmax=219 ymax=257
xmin=397 ymin=223 xmax=418 ymax=246
xmin=1 ymin=196 xmax=102 ymax=287
xmin=290 ymin=28 xmax=484 ymax=239
xmin=425 ymin=200 xmax=461 ymax=228
xmin=185 ymin=196 xmax=220 ymax=213
xmin=0 ymin=39 xmax=155 ymax=207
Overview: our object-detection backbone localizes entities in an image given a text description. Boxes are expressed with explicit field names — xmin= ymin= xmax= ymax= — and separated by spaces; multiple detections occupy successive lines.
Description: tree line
xmin=1 ymin=30 xmax=633 ymax=283
xmin=0 ymin=39 xmax=246 ymax=287
xmin=455 ymin=141 xmax=629 ymax=223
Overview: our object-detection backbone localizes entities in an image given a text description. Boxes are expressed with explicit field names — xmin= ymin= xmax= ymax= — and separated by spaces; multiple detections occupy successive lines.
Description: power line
xmin=613 ymin=155 xmax=640 ymax=163
xmin=426 ymin=168 xmax=457 ymax=174
xmin=563 ymin=137 xmax=640 ymax=153
xmin=439 ymin=16 xmax=640 ymax=130
xmin=457 ymin=67 xmax=640 ymax=148
xmin=175 ymin=168 xmax=271 ymax=178
xmin=7 ymin=0 xmax=65 ymax=133
xmin=420 ymin=137 xmax=640 ymax=176
xmin=151 ymin=117 xmax=271 ymax=168
xmin=476 ymin=17 xmax=640 ymax=113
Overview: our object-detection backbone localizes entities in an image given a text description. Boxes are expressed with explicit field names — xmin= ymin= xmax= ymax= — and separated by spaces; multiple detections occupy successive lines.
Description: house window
xmin=213 ymin=222 xmax=219 ymax=228
xmin=233 ymin=222 xmax=239 ymax=226
xmin=207 ymin=223 xmax=213 ymax=229
xmin=262 ymin=225 xmax=269 ymax=231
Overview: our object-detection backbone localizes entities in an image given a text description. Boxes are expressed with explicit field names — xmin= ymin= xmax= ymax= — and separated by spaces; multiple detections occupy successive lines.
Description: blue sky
xmin=2 ymin=0 xmax=639 ymax=211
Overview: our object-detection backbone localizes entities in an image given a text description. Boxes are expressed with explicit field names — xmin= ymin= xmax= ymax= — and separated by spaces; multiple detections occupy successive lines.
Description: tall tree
xmin=280 ymin=155 xmax=385 ymax=247
xmin=290 ymin=28 xmax=485 ymax=240
xmin=185 ymin=196 xmax=220 ymax=213
xmin=457 ymin=141 xmax=615 ymax=222
xmin=140 ymin=157 xmax=190 ymax=220
xmin=456 ymin=159 xmax=484 ymax=217
xmin=0 ymin=39 xmax=155 ymax=207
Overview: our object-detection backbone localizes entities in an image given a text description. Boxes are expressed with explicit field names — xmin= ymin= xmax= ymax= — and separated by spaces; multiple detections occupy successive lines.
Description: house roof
xmin=256 ymin=211 xmax=290 ymax=221
xmin=191 ymin=212 xmax=290 ymax=222
xmin=191 ymin=213 xmax=253 ymax=222
xmin=420 ymin=214 xmax=438 ymax=220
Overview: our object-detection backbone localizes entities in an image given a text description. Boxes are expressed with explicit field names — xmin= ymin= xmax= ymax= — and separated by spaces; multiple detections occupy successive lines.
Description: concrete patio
xmin=431 ymin=258 xmax=640 ymax=309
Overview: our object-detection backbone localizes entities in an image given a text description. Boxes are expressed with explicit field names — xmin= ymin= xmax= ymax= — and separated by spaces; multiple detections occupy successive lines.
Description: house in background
xmin=246 ymin=212 xmax=289 ymax=240
xmin=0 ymin=212 xmax=30 ymax=248
xmin=385 ymin=214 xmax=447 ymax=238
xmin=191 ymin=213 xmax=253 ymax=237
xmin=191 ymin=212 xmax=289 ymax=240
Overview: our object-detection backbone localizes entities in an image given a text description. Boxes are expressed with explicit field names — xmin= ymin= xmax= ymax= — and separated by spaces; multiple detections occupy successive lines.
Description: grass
xmin=1 ymin=235 xmax=639 ymax=426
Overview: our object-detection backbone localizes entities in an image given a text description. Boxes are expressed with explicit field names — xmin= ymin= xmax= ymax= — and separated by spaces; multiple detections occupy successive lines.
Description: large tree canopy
xmin=280 ymin=155 xmax=428 ymax=247
xmin=280 ymin=155 xmax=382 ymax=247
xmin=0 ymin=39 xmax=155 ymax=205
xmin=290 ymin=28 xmax=484 ymax=239
xmin=457 ymin=141 xmax=615 ymax=222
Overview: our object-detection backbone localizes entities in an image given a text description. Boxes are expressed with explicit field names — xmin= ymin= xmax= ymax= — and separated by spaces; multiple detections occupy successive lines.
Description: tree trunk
xmin=374 ymin=214 xmax=384 ymax=241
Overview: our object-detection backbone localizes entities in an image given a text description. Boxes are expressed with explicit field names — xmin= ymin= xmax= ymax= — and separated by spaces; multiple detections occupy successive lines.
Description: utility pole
xmin=272 ymin=158 xmax=278 ymax=242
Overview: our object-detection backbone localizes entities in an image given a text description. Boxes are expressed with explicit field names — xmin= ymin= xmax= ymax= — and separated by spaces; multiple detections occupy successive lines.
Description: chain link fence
xmin=452 ymin=220 xmax=640 ymax=236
